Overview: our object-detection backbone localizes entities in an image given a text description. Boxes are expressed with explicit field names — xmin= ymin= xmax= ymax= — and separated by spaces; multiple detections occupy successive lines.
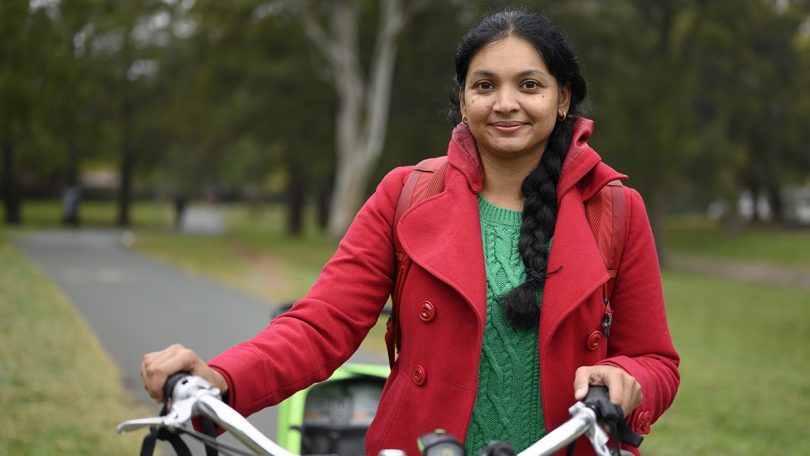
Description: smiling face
xmin=460 ymin=35 xmax=570 ymax=166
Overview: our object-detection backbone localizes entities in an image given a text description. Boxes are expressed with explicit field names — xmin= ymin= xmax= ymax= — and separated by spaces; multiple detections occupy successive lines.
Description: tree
xmin=287 ymin=0 xmax=430 ymax=239
xmin=0 ymin=2 xmax=46 ymax=224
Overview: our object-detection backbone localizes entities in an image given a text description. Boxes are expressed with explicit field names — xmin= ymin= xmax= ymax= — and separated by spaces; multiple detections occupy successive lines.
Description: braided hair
xmin=451 ymin=8 xmax=587 ymax=329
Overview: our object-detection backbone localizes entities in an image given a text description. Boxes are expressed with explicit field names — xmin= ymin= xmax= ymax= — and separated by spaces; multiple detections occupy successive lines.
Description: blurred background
xmin=1 ymin=0 xmax=809 ymax=455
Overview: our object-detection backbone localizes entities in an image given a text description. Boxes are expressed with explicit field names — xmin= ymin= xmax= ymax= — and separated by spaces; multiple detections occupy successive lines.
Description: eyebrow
xmin=469 ymin=69 xmax=547 ymax=78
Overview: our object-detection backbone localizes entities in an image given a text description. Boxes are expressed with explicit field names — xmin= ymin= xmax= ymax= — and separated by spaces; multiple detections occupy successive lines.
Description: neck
xmin=480 ymin=152 xmax=541 ymax=211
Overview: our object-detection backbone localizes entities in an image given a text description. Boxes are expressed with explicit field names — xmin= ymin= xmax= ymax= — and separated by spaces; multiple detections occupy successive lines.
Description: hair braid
xmin=503 ymin=118 xmax=574 ymax=329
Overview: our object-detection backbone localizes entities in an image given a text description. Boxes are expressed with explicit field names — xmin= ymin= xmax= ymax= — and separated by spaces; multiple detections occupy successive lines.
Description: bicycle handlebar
xmin=118 ymin=374 xmax=637 ymax=456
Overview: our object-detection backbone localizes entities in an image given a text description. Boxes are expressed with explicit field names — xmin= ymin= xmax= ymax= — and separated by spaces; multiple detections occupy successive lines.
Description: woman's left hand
xmin=573 ymin=365 xmax=643 ymax=417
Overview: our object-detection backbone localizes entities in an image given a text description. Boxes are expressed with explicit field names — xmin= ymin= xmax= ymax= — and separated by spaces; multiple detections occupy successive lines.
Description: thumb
xmin=573 ymin=366 xmax=594 ymax=400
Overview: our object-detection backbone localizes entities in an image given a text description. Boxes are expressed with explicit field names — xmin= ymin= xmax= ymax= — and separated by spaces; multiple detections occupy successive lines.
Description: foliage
xmin=1 ymin=0 xmax=809 ymax=237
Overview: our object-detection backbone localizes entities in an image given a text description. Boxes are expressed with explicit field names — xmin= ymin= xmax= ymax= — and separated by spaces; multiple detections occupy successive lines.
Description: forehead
xmin=467 ymin=35 xmax=549 ymax=76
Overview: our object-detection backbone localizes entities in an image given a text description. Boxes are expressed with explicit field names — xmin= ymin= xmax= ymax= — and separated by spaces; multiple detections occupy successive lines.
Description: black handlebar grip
xmin=584 ymin=385 xmax=623 ymax=421
xmin=163 ymin=371 xmax=191 ymax=403
xmin=418 ymin=431 xmax=465 ymax=456
xmin=479 ymin=441 xmax=516 ymax=456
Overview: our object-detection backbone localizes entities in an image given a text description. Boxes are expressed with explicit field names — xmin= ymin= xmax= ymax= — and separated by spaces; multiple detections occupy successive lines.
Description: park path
xmin=15 ymin=228 xmax=384 ymax=455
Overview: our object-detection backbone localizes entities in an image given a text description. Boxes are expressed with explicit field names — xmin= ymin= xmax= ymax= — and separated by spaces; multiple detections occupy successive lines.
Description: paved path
xmin=16 ymin=229 xmax=384 ymax=454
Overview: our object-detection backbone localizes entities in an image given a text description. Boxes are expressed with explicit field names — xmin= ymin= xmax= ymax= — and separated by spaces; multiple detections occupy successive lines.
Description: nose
xmin=493 ymin=87 xmax=519 ymax=114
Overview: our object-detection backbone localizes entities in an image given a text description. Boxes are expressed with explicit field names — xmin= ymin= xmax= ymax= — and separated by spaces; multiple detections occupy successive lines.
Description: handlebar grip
xmin=583 ymin=385 xmax=623 ymax=421
xmin=583 ymin=385 xmax=610 ymax=406
xmin=163 ymin=371 xmax=191 ymax=403
xmin=418 ymin=430 xmax=464 ymax=456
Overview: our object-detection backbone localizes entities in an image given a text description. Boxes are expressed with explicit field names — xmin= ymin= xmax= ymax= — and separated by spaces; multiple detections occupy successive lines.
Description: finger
xmin=622 ymin=375 xmax=643 ymax=416
xmin=573 ymin=366 xmax=595 ymax=400
xmin=142 ymin=345 xmax=194 ymax=402
xmin=603 ymin=371 xmax=625 ymax=406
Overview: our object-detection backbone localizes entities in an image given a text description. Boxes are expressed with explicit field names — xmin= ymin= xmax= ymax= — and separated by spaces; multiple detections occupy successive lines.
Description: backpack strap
xmin=386 ymin=156 xmax=448 ymax=368
xmin=584 ymin=179 xmax=629 ymax=338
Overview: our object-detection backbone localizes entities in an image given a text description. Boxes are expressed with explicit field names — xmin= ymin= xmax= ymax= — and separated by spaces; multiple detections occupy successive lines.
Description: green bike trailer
xmin=276 ymin=363 xmax=390 ymax=455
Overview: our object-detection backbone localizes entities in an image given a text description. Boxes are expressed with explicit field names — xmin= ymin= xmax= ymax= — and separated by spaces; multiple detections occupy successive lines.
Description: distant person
xmin=141 ymin=7 xmax=679 ymax=455
xmin=61 ymin=186 xmax=81 ymax=227
xmin=173 ymin=194 xmax=188 ymax=231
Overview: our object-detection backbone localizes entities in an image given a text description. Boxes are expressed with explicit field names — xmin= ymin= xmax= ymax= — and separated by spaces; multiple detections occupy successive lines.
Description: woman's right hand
xmin=141 ymin=343 xmax=228 ymax=403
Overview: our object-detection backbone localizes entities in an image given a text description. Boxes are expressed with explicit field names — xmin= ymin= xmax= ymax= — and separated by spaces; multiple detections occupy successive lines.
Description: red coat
xmin=209 ymin=118 xmax=680 ymax=455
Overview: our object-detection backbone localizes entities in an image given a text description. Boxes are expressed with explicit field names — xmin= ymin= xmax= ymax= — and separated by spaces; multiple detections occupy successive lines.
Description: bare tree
xmin=288 ymin=0 xmax=428 ymax=239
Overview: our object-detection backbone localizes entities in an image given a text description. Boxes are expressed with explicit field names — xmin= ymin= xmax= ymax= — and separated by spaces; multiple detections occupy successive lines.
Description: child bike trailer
xmin=275 ymin=363 xmax=389 ymax=455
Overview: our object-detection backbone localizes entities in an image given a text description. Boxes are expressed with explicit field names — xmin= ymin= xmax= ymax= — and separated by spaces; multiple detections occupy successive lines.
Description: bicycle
xmin=118 ymin=372 xmax=642 ymax=456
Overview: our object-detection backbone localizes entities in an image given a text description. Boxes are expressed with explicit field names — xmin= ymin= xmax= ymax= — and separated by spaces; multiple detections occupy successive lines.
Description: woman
xmin=142 ymin=8 xmax=679 ymax=455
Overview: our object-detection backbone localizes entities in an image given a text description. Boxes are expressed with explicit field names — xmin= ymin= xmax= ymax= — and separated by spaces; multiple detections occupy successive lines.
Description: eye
xmin=473 ymin=80 xmax=494 ymax=91
xmin=521 ymin=80 xmax=541 ymax=90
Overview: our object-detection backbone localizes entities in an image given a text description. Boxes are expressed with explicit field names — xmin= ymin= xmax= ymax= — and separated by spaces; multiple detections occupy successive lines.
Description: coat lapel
xmin=540 ymin=187 xmax=609 ymax=348
xmin=396 ymin=170 xmax=487 ymax=326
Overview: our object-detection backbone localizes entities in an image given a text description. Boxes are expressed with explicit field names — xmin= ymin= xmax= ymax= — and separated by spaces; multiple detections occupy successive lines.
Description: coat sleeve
xmin=597 ymin=187 xmax=680 ymax=435
xmin=208 ymin=167 xmax=411 ymax=419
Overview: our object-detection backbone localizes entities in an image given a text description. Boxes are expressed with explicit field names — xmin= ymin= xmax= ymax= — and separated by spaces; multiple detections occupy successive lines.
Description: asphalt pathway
xmin=16 ymin=228 xmax=384 ymax=455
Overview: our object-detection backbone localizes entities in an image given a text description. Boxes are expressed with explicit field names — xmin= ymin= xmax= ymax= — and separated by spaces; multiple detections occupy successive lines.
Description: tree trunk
xmin=317 ymin=187 xmax=330 ymax=230
xmin=327 ymin=155 xmax=376 ymax=238
xmin=293 ymin=0 xmax=410 ymax=239
xmin=767 ymin=184 xmax=784 ymax=225
xmin=2 ymin=139 xmax=21 ymax=224
xmin=749 ymin=183 xmax=763 ymax=223
xmin=285 ymin=151 xmax=305 ymax=236
xmin=649 ymin=191 xmax=668 ymax=269
xmin=117 ymin=98 xmax=134 ymax=227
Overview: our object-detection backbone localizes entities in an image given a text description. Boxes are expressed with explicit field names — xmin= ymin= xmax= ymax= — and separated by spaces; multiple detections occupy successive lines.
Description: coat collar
xmin=397 ymin=117 xmax=626 ymax=337
xmin=397 ymin=170 xmax=488 ymax=326
xmin=446 ymin=116 xmax=620 ymax=202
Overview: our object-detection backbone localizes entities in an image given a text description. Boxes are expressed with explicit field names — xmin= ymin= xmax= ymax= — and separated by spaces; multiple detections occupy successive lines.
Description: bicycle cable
xmin=175 ymin=425 xmax=258 ymax=456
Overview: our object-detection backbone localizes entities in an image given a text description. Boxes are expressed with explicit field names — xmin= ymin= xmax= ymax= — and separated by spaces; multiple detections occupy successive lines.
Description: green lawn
xmin=0 ymin=228 xmax=150 ymax=455
xmin=644 ymin=271 xmax=810 ymax=455
xmin=665 ymin=217 xmax=810 ymax=269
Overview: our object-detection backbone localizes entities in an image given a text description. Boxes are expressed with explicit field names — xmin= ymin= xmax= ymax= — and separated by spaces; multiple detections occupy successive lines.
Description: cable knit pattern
xmin=465 ymin=196 xmax=545 ymax=454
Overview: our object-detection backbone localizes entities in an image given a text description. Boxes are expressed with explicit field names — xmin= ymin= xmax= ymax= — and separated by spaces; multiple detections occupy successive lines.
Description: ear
xmin=459 ymin=90 xmax=467 ymax=117
xmin=558 ymin=82 xmax=572 ymax=115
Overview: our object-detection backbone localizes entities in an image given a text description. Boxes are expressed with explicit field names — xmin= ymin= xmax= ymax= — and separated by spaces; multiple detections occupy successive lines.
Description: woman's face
xmin=460 ymin=36 xmax=570 ymax=164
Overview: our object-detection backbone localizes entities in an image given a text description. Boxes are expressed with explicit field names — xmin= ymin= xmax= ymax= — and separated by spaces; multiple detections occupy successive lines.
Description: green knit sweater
xmin=464 ymin=196 xmax=546 ymax=454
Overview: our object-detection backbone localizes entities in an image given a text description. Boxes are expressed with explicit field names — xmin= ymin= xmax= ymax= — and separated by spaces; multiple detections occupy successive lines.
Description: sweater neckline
xmin=478 ymin=195 xmax=523 ymax=226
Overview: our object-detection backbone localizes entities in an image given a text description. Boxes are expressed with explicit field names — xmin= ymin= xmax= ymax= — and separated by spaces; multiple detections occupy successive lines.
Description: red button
xmin=639 ymin=411 xmax=651 ymax=429
xmin=419 ymin=301 xmax=436 ymax=322
xmin=587 ymin=331 xmax=602 ymax=350
xmin=412 ymin=364 xmax=427 ymax=386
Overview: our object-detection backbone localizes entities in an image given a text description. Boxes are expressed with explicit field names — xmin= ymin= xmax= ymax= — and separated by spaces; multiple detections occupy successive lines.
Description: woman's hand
xmin=573 ymin=365 xmax=642 ymax=417
xmin=141 ymin=343 xmax=228 ymax=403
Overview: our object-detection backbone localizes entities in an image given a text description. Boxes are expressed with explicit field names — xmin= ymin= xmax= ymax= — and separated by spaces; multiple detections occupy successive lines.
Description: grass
xmin=0 ymin=228 xmax=150 ymax=455
xmin=665 ymin=216 xmax=810 ymax=269
xmin=644 ymin=271 xmax=810 ymax=455
xmin=133 ymin=203 xmax=337 ymax=304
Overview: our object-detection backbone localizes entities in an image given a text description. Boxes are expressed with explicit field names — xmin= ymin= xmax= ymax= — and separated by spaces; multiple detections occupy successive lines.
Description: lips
xmin=490 ymin=121 xmax=526 ymax=133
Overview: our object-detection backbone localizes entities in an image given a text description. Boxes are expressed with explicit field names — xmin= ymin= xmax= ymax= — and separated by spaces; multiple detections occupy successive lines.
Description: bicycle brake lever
xmin=576 ymin=403 xmax=612 ymax=456
xmin=116 ymin=375 xmax=221 ymax=434
xmin=116 ymin=417 xmax=171 ymax=434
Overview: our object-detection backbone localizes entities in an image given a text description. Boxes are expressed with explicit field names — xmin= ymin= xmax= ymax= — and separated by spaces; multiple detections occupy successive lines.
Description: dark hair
xmin=452 ymin=7 xmax=587 ymax=329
